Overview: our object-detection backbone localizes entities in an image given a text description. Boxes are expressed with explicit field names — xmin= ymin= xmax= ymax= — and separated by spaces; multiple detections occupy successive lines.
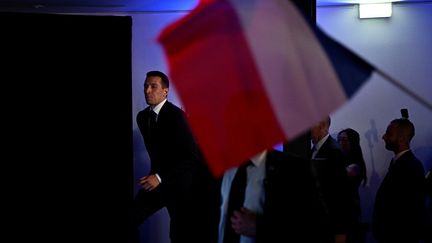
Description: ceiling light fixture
xmin=359 ymin=2 xmax=392 ymax=19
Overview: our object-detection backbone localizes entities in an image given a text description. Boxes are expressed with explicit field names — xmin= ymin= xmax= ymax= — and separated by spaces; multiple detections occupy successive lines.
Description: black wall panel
xmin=1 ymin=12 xmax=133 ymax=242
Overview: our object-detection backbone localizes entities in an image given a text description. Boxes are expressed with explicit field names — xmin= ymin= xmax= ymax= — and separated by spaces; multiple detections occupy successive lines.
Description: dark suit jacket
xmin=134 ymin=101 xmax=220 ymax=243
xmin=372 ymin=150 xmax=426 ymax=243
xmin=312 ymin=135 xmax=356 ymax=236
xmin=256 ymin=150 xmax=333 ymax=243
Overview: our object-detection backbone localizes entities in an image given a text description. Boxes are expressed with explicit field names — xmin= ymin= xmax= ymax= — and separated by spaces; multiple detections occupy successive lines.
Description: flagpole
xmin=374 ymin=67 xmax=432 ymax=111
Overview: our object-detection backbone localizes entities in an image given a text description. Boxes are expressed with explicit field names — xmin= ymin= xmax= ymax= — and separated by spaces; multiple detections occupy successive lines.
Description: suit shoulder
xmin=401 ymin=151 xmax=425 ymax=174
xmin=136 ymin=108 xmax=149 ymax=120
xmin=267 ymin=150 xmax=307 ymax=165
xmin=268 ymin=150 xmax=290 ymax=160
xmin=327 ymin=136 xmax=342 ymax=150
xmin=163 ymin=101 xmax=187 ymax=119
xmin=164 ymin=101 xmax=184 ymax=112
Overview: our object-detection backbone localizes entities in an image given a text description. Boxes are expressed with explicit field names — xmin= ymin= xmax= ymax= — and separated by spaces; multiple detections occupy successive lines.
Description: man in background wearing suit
xmin=132 ymin=71 xmax=220 ymax=243
xmin=310 ymin=116 xmax=355 ymax=243
xmin=372 ymin=118 xmax=426 ymax=243
xmin=218 ymin=149 xmax=330 ymax=243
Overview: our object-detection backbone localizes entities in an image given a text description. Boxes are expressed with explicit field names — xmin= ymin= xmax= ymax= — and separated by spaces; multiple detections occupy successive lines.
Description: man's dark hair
xmin=338 ymin=128 xmax=368 ymax=185
xmin=147 ymin=70 xmax=170 ymax=88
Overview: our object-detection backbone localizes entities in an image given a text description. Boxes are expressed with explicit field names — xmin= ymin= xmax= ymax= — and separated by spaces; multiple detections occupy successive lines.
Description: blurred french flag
xmin=158 ymin=0 xmax=373 ymax=177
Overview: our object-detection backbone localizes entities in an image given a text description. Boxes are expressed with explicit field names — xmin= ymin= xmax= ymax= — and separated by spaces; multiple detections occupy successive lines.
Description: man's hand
xmin=335 ymin=234 xmax=346 ymax=243
xmin=139 ymin=174 xmax=160 ymax=191
xmin=230 ymin=207 xmax=257 ymax=237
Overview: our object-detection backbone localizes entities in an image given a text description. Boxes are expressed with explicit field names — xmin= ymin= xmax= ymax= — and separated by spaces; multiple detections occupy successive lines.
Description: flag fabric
xmin=158 ymin=0 xmax=373 ymax=177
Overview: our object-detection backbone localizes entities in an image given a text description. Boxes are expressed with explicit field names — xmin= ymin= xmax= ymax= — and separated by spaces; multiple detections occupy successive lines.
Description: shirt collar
xmin=151 ymin=99 xmax=167 ymax=115
xmin=312 ymin=133 xmax=330 ymax=152
xmin=249 ymin=150 xmax=267 ymax=167
xmin=393 ymin=149 xmax=410 ymax=161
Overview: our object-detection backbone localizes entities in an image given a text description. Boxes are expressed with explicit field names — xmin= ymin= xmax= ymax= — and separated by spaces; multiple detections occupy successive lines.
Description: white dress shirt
xmin=218 ymin=151 xmax=267 ymax=243
xmin=151 ymin=98 xmax=167 ymax=120
xmin=311 ymin=134 xmax=330 ymax=159
xmin=151 ymin=98 xmax=167 ymax=183
xmin=393 ymin=149 xmax=410 ymax=162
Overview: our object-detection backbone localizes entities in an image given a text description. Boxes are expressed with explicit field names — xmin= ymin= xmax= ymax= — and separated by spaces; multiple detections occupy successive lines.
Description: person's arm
xmin=156 ymin=109 xmax=201 ymax=184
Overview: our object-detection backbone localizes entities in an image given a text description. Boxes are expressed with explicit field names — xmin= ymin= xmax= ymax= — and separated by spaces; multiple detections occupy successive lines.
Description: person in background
xmin=218 ymin=149 xmax=331 ymax=243
xmin=310 ymin=116 xmax=356 ymax=243
xmin=372 ymin=117 xmax=426 ymax=243
xmin=132 ymin=70 xmax=220 ymax=243
xmin=337 ymin=128 xmax=368 ymax=243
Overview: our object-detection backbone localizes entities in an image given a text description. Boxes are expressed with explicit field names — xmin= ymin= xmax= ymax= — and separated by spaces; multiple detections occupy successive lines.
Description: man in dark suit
xmin=310 ymin=116 xmax=355 ymax=243
xmin=132 ymin=71 xmax=220 ymax=243
xmin=218 ymin=149 xmax=331 ymax=243
xmin=372 ymin=118 xmax=426 ymax=243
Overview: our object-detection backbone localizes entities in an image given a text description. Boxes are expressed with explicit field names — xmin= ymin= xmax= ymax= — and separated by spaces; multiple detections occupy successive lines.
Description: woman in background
xmin=337 ymin=128 xmax=368 ymax=243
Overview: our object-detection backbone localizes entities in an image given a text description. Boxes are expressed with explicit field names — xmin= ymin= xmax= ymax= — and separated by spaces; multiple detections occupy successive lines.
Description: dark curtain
xmin=1 ymin=12 xmax=133 ymax=242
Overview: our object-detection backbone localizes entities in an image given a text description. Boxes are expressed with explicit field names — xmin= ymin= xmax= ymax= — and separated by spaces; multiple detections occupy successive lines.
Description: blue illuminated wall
xmin=317 ymin=3 xmax=432 ymax=243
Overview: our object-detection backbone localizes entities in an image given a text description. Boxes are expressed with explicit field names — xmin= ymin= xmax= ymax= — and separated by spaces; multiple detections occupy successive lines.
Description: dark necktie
xmin=147 ymin=110 xmax=158 ymax=150
xmin=388 ymin=158 xmax=395 ymax=170
xmin=149 ymin=110 xmax=157 ymax=129
xmin=223 ymin=161 xmax=251 ymax=243
xmin=311 ymin=145 xmax=317 ymax=159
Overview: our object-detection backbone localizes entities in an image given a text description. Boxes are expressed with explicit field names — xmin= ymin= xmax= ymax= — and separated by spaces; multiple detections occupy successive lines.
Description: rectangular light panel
xmin=359 ymin=3 xmax=392 ymax=19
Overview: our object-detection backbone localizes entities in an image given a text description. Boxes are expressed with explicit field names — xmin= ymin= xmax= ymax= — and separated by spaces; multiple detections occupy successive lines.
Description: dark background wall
xmin=1 ymin=13 xmax=133 ymax=242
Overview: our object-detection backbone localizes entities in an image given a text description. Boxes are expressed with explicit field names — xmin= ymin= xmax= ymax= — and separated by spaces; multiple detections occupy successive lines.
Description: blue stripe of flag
xmin=313 ymin=25 xmax=374 ymax=97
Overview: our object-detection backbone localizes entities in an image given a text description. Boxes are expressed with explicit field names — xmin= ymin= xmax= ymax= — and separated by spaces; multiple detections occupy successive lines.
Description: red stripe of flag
xmin=158 ymin=0 xmax=285 ymax=176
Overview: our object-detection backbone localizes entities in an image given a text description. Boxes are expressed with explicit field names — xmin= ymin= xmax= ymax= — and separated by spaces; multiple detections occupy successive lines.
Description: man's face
xmin=310 ymin=124 xmax=321 ymax=144
xmin=310 ymin=121 xmax=326 ymax=144
xmin=144 ymin=76 xmax=168 ymax=106
xmin=382 ymin=122 xmax=399 ymax=152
